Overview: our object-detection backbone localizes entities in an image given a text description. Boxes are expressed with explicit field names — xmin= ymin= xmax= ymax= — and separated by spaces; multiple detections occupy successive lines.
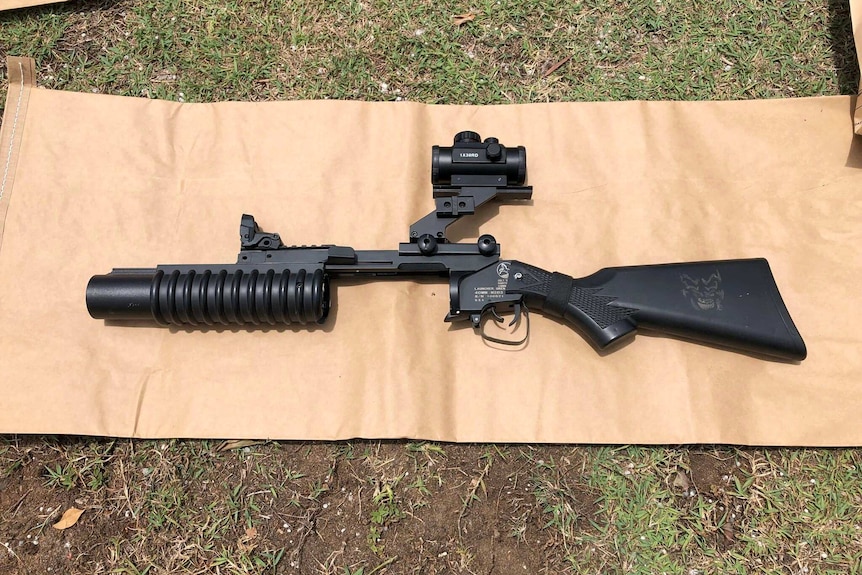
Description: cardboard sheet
xmin=1 ymin=52 xmax=861 ymax=445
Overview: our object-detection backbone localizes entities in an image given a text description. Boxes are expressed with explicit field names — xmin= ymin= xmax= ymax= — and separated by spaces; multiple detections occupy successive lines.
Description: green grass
xmin=0 ymin=0 xmax=857 ymax=109
xmin=0 ymin=0 xmax=861 ymax=573
xmin=522 ymin=446 xmax=862 ymax=573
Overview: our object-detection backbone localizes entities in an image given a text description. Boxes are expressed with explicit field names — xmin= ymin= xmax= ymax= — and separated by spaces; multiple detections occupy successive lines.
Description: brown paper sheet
xmin=854 ymin=0 xmax=862 ymax=133
xmin=0 ymin=0 xmax=66 ymax=11
xmin=1 ymin=53 xmax=861 ymax=445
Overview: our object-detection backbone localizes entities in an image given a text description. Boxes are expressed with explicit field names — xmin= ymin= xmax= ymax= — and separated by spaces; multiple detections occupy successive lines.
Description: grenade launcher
xmin=86 ymin=131 xmax=807 ymax=361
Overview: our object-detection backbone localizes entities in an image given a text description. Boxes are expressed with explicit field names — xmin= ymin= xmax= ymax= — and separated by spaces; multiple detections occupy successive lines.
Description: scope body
xmin=432 ymin=131 xmax=526 ymax=185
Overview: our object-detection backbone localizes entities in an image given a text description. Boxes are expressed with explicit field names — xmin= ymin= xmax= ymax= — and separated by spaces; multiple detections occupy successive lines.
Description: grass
xmin=5 ymin=439 xmax=862 ymax=573
xmin=1 ymin=0 xmax=861 ymax=573
xmin=0 ymin=0 xmax=857 ymax=108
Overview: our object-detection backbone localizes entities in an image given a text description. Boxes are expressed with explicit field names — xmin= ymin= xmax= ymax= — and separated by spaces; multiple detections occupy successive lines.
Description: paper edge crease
xmin=0 ymin=56 xmax=35 ymax=255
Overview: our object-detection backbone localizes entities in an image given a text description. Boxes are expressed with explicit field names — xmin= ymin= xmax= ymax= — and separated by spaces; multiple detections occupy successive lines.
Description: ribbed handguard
xmin=86 ymin=266 xmax=330 ymax=326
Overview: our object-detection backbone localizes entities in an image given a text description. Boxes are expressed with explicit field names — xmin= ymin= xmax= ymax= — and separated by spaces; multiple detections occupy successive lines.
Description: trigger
xmin=509 ymin=303 xmax=522 ymax=327
xmin=489 ymin=307 xmax=505 ymax=323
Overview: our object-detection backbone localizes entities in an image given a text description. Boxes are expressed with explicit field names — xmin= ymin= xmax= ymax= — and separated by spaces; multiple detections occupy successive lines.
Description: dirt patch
xmin=688 ymin=450 xmax=745 ymax=498
xmin=0 ymin=443 xmax=129 ymax=575
xmin=0 ymin=439 xmax=604 ymax=574
xmin=670 ymin=449 xmax=750 ymax=552
xmin=296 ymin=443 xmax=563 ymax=574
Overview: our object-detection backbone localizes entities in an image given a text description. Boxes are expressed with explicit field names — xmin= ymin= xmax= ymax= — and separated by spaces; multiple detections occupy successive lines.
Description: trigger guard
xmin=478 ymin=304 xmax=530 ymax=346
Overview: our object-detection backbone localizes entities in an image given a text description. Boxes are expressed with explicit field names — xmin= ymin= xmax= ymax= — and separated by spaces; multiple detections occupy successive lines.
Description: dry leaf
xmin=672 ymin=470 xmax=691 ymax=491
xmin=53 ymin=507 xmax=84 ymax=530
xmin=452 ymin=13 xmax=475 ymax=26
xmin=238 ymin=527 xmax=258 ymax=553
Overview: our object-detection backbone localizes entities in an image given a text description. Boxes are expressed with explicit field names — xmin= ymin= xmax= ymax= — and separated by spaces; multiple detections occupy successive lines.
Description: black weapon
xmin=86 ymin=131 xmax=807 ymax=361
